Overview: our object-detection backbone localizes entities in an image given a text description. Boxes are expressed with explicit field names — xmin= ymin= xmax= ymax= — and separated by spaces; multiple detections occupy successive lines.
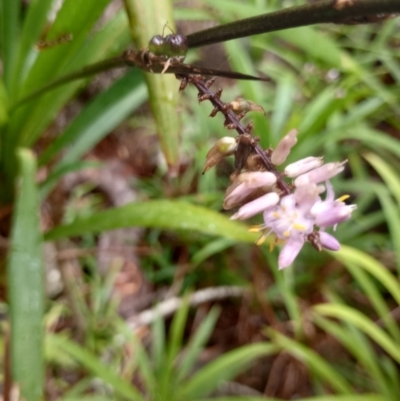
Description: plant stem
xmin=187 ymin=0 xmax=400 ymax=48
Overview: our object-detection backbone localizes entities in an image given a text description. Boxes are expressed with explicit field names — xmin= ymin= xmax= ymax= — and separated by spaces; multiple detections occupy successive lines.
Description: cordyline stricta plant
xmin=179 ymin=74 xmax=356 ymax=270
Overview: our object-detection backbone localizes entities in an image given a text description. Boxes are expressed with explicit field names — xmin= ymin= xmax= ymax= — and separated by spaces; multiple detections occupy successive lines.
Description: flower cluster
xmin=205 ymin=129 xmax=356 ymax=269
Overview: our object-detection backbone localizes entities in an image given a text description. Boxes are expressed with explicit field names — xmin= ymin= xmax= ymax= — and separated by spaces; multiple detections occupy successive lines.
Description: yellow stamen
xmin=257 ymin=233 xmax=267 ymax=246
xmin=337 ymin=194 xmax=350 ymax=202
xmin=272 ymin=212 xmax=280 ymax=218
xmin=270 ymin=240 xmax=275 ymax=252
xmin=293 ymin=223 xmax=306 ymax=231
xmin=283 ymin=230 xmax=290 ymax=237
xmin=249 ymin=224 xmax=264 ymax=233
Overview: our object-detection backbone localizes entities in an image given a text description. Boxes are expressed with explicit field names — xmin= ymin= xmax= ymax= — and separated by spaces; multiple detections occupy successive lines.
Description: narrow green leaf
xmin=44 ymin=200 xmax=257 ymax=243
xmin=8 ymin=149 xmax=44 ymax=401
xmin=314 ymin=304 xmax=400 ymax=363
xmin=177 ymin=306 xmax=220 ymax=381
xmin=124 ymin=0 xmax=181 ymax=170
xmin=11 ymin=0 xmax=54 ymax=94
xmin=364 ymin=152 xmax=400 ymax=208
xmin=333 ymin=246 xmax=400 ymax=306
xmin=47 ymin=334 xmax=145 ymax=401
xmin=313 ymin=315 xmax=394 ymax=399
xmin=270 ymin=74 xmax=296 ymax=140
xmin=9 ymin=5 xmax=128 ymax=155
xmin=268 ymin=330 xmax=353 ymax=394
xmin=21 ymin=0 xmax=112 ymax=95
xmin=179 ymin=343 xmax=277 ymax=399
xmin=277 ymin=27 xmax=342 ymax=67
xmin=167 ymin=297 xmax=190 ymax=367
xmin=0 ymin=0 xmax=20 ymax=88
xmin=39 ymin=71 xmax=147 ymax=198
xmin=345 ymin=259 xmax=400 ymax=341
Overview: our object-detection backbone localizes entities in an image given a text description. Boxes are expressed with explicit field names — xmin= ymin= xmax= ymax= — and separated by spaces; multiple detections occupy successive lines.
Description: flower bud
xmin=284 ymin=156 xmax=323 ymax=178
xmin=294 ymin=161 xmax=346 ymax=186
xmin=271 ymin=129 xmax=298 ymax=165
xmin=224 ymin=172 xmax=277 ymax=209
xmin=319 ymin=231 xmax=340 ymax=251
xmin=228 ymin=97 xmax=266 ymax=115
xmin=203 ymin=137 xmax=237 ymax=173
xmin=231 ymin=192 xmax=279 ymax=220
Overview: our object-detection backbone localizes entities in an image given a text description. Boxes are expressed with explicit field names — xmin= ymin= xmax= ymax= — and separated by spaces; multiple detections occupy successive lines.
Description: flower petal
xmin=294 ymin=161 xmax=346 ymax=186
xmin=284 ymin=156 xmax=323 ymax=178
xmin=278 ymin=238 xmax=304 ymax=269
xmin=231 ymin=192 xmax=280 ymax=220
xmin=319 ymin=231 xmax=340 ymax=251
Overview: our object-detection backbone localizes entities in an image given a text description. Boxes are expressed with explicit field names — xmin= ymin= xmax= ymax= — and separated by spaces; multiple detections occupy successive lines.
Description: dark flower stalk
xmin=187 ymin=0 xmax=400 ymax=48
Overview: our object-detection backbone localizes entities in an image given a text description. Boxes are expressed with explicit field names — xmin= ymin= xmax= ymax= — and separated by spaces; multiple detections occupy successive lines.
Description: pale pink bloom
xmin=233 ymin=181 xmax=355 ymax=269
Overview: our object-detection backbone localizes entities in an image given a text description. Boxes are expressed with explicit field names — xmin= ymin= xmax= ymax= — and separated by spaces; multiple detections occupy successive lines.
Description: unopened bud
xmin=223 ymin=171 xmax=277 ymax=209
xmin=228 ymin=97 xmax=266 ymax=115
xmin=271 ymin=129 xmax=298 ymax=165
xmin=294 ymin=161 xmax=347 ymax=186
xmin=284 ymin=156 xmax=323 ymax=178
xmin=231 ymin=192 xmax=279 ymax=220
xmin=203 ymin=137 xmax=237 ymax=173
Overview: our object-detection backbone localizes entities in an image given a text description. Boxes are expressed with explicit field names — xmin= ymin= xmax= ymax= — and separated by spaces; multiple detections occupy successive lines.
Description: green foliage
xmin=47 ymin=305 xmax=277 ymax=401
xmin=1 ymin=0 xmax=400 ymax=400
xmin=8 ymin=149 xmax=44 ymax=401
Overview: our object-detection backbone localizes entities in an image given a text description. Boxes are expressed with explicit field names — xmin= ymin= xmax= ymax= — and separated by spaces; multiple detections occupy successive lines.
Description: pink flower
xmin=233 ymin=182 xmax=356 ymax=269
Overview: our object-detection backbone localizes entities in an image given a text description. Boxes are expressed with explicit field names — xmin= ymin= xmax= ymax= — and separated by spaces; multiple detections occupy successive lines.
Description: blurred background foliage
xmin=0 ymin=0 xmax=400 ymax=400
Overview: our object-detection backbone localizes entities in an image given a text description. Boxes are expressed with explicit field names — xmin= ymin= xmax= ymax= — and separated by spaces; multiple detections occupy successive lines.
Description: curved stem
xmin=187 ymin=0 xmax=400 ymax=48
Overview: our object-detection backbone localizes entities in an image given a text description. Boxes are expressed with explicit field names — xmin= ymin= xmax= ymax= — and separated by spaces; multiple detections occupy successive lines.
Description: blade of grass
xmin=123 ymin=0 xmax=181 ymax=171
xmin=177 ymin=306 xmax=220 ymax=381
xmin=267 ymin=329 xmax=353 ymax=394
xmin=44 ymin=200 xmax=257 ymax=243
xmin=344 ymin=261 xmax=400 ymax=342
xmin=39 ymin=70 xmax=147 ymax=198
xmin=313 ymin=315 xmax=395 ymax=400
xmin=0 ymin=0 xmax=20 ymax=89
xmin=178 ymin=343 xmax=278 ymax=400
xmin=11 ymin=0 xmax=54 ymax=96
xmin=333 ymin=247 xmax=400 ymax=306
xmin=47 ymin=334 xmax=145 ymax=401
xmin=8 ymin=149 xmax=44 ymax=401
xmin=314 ymin=304 xmax=400 ymax=363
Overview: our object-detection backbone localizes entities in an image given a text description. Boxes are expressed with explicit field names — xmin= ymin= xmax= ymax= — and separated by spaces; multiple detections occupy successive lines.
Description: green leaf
xmin=313 ymin=315 xmax=396 ymax=400
xmin=0 ymin=0 xmax=20 ymax=89
xmin=333 ymin=246 xmax=400 ymax=306
xmin=177 ymin=306 xmax=220 ymax=381
xmin=15 ymin=9 xmax=128 ymax=147
xmin=314 ymin=304 xmax=400 ymax=364
xmin=276 ymin=27 xmax=342 ymax=67
xmin=39 ymin=70 xmax=147 ymax=197
xmin=11 ymin=0 xmax=54 ymax=95
xmin=124 ymin=0 xmax=181 ymax=169
xmin=267 ymin=330 xmax=353 ymax=394
xmin=351 ymin=259 xmax=400 ymax=341
xmin=47 ymin=334 xmax=145 ymax=401
xmin=8 ymin=149 xmax=44 ymax=401
xmin=179 ymin=343 xmax=277 ymax=400
xmin=45 ymin=200 xmax=257 ymax=243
